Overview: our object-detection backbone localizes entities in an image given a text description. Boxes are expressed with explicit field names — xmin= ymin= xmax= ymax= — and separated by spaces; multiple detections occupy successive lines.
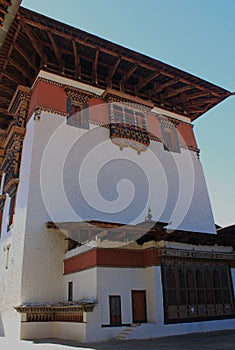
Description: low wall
xmin=20 ymin=322 xmax=86 ymax=342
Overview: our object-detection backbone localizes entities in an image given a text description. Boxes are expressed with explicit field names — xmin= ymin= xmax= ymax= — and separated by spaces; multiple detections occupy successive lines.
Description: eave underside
xmin=0 ymin=6 xmax=231 ymax=128
xmin=47 ymin=220 xmax=235 ymax=249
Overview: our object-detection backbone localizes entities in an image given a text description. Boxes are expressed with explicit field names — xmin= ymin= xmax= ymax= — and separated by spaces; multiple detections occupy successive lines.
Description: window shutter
xmin=83 ymin=101 xmax=89 ymax=129
xmin=66 ymin=97 xmax=72 ymax=123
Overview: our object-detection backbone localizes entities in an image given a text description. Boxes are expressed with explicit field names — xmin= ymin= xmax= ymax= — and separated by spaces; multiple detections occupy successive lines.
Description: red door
xmin=132 ymin=290 xmax=147 ymax=323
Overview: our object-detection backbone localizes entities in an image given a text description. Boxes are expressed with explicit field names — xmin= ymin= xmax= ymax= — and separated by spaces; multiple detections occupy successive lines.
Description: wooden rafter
xmin=92 ymin=49 xmax=99 ymax=85
xmin=1 ymin=71 xmax=19 ymax=84
xmin=20 ymin=16 xmax=44 ymax=59
xmin=72 ymin=40 xmax=81 ymax=79
xmin=108 ymin=56 xmax=121 ymax=84
xmin=184 ymin=91 xmax=211 ymax=100
xmin=0 ymin=6 xmax=231 ymax=128
xmin=47 ymin=31 xmax=61 ymax=64
xmin=0 ymin=107 xmax=10 ymax=114
xmin=137 ymin=71 xmax=161 ymax=90
xmin=153 ymin=79 xmax=178 ymax=95
xmin=14 ymin=42 xmax=36 ymax=71
xmin=21 ymin=14 xmax=230 ymax=98
xmin=0 ymin=85 xmax=14 ymax=96
xmin=8 ymin=57 xmax=31 ymax=80
xmin=0 ymin=96 xmax=10 ymax=104
xmin=0 ymin=20 xmax=21 ymax=82
xmin=182 ymin=99 xmax=216 ymax=110
xmin=123 ymin=63 xmax=138 ymax=84
xmin=162 ymin=85 xmax=193 ymax=100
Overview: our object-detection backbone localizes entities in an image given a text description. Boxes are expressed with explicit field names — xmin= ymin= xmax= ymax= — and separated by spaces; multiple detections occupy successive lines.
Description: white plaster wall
xmin=26 ymin=108 xmax=216 ymax=234
xmin=145 ymin=267 xmax=157 ymax=323
xmin=20 ymin=322 xmax=86 ymax=342
xmin=20 ymin=113 xmax=68 ymax=304
xmin=97 ymin=267 xmax=146 ymax=325
xmin=0 ymin=118 xmax=36 ymax=338
xmin=63 ymin=268 xmax=97 ymax=301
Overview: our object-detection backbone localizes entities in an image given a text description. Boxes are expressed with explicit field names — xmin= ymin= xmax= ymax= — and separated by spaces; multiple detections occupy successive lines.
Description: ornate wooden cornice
xmin=7 ymin=85 xmax=31 ymax=116
xmin=64 ymin=85 xmax=95 ymax=103
xmin=102 ymin=88 xmax=154 ymax=112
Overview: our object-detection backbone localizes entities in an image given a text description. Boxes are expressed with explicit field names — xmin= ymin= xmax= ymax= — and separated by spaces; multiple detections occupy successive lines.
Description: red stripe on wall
xmin=64 ymin=247 xmax=161 ymax=274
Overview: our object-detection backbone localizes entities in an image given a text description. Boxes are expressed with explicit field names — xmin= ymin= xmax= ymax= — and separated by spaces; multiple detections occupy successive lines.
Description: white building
xmin=0 ymin=3 xmax=234 ymax=343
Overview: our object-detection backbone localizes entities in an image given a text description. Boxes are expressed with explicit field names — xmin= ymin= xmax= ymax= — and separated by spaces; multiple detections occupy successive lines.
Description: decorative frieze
xmin=64 ymin=86 xmax=95 ymax=104
xmin=0 ymin=85 xmax=30 ymax=199
xmin=102 ymin=88 xmax=154 ymax=112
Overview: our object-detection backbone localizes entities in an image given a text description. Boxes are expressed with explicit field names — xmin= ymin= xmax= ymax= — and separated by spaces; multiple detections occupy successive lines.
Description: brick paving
xmin=1 ymin=330 xmax=235 ymax=350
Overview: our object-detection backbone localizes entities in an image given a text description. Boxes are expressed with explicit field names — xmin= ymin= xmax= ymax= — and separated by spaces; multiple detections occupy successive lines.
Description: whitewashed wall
xmin=0 ymin=117 xmax=36 ymax=338
xmin=0 ymin=70 xmax=218 ymax=340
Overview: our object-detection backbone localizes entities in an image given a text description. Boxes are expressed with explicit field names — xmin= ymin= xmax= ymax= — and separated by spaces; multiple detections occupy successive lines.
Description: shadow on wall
xmin=0 ymin=313 xmax=5 ymax=336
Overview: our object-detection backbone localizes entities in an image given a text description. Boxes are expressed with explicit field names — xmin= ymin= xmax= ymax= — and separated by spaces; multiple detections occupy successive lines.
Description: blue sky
xmin=21 ymin=0 xmax=235 ymax=227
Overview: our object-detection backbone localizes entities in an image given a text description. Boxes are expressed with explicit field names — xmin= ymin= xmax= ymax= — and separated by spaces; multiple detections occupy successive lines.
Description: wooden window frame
xmin=67 ymin=97 xmax=89 ymax=129
xmin=160 ymin=118 xmax=180 ymax=153
xmin=68 ymin=281 xmax=73 ymax=302
xmin=112 ymin=104 xmax=147 ymax=130
xmin=162 ymin=262 xmax=234 ymax=323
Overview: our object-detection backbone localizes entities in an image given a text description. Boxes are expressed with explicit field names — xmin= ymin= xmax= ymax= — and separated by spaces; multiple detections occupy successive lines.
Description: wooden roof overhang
xmin=0 ymin=6 xmax=232 ymax=129
xmin=47 ymin=220 xmax=235 ymax=249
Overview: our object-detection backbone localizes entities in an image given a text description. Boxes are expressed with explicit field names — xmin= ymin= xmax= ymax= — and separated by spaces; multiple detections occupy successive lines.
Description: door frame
xmin=109 ymin=295 xmax=122 ymax=325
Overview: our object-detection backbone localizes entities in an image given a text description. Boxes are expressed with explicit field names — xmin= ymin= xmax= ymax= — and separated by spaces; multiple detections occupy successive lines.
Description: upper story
xmin=0 ymin=6 xmax=232 ymax=235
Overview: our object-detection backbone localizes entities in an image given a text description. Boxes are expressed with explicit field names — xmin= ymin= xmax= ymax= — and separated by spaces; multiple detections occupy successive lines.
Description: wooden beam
xmin=8 ymin=57 xmax=32 ymax=80
xmin=123 ymin=63 xmax=138 ymax=84
xmin=162 ymin=85 xmax=193 ymax=100
xmin=1 ymin=71 xmax=19 ymax=84
xmin=185 ymin=91 xmax=211 ymax=100
xmin=14 ymin=43 xmax=37 ymax=71
xmin=20 ymin=17 xmax=44 ymax=58
xmin=108 ymin=56 xmax=121 ymax=84
xmin=151 ymin=79 xmax=178 ymax=95
xmin=21 ymin=16 xmax=229 ymax=98
xmin=182 ymin=99 xmax=216 ymax=110
xmin=0 ymin=21 xmax=21 ymax=83
xmin=72 ymin=40 xmax=81 ymax=79
xmin=47 ymin=31 xmax=61 ymax=64
xmin=92 ymin=49 xmax=99 ymax=85
xmin=0 ymin=96 xmax=11 ymax=104
xmin=137 ymin=71 xmax=160 ymax=90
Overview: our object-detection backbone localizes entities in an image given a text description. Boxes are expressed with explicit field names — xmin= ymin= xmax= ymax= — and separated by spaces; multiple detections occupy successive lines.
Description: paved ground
xmin=1 ymin=330 xmax=235 ymax=350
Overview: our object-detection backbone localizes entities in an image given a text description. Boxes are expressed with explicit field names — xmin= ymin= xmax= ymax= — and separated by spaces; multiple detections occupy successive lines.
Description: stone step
xmin=114 ymin=323 xmax=141 ymax=340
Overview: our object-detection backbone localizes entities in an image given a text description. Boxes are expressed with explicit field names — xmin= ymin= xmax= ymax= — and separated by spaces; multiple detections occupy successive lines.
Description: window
xmin=67 ymin=97 xmax=89 ymax=129
xmin=162 ymin=262 xmax=234 ymax=323
xmin=68 ymin=281 xmax=73 ymax=301
xmin=111 ymin=104 xmax=147 ymax=130
xmin=109 ymin=295 xmax=122 ymax=325
xmin=109 ymin=104 xmax=150 ymax=152
xmin=7 ymin=196 xmax=15 ymax=231
xmin=160 ymin=118 xmax=180 ymax=153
